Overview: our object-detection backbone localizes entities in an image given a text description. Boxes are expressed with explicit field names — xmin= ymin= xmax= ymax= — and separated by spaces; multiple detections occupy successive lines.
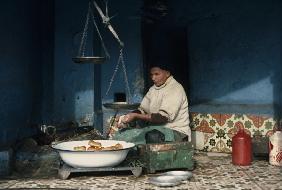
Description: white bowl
xmin=52 ymin=140 xmax=135 ymax=168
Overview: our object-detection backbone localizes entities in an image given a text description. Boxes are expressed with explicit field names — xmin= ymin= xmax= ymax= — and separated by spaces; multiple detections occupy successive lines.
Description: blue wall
xmin=1 ymin=0 xmax=282 ymax=146
xmin=52 ymin=0 xmax=95 ymax=124
xmin=165 ymin=0 xmax=282 ymax=115
xmin=188 ymin=1 xmax=281 ymax=103
xmin=0 ymin=1 xmax=54 ymax=147
xmin=0 ymin=0 xmax=142 ymax=145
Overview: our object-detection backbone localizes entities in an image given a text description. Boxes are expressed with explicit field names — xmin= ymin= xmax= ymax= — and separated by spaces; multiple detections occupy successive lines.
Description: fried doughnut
xmin=87 ymin=146 xmax=102 ymax=151
xmin=88 ymin=140 xmax=102 ymax=147
xmin=102 ymin=146 xmax=116 ymax=150
xmin=102 ymin=143 xmax=123 ymax=150
xmin=114 ymin=143 xmax=123 ymax=149
xmin=73 ymin=146 xmax=86 ymax=151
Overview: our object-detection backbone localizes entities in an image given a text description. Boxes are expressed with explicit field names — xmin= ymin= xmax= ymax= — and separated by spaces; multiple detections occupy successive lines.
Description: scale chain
xmin=104 ymin=51 xmax=122 ymax=97
xmin=89 ymin=6 xmax=110 ymax=59
xmin=78 ymin=3 xmax=91 ymax=57
xmin=78 ymin=1 xmax=131 ymax=102
xmin=120 ymin=49 xmax=132 ymax=101
xmin=104 ymin=49 xmax=132 ymax=102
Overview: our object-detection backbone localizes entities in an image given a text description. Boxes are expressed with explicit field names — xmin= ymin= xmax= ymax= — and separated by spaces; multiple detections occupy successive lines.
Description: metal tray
xmin=148 ymin=175 xmax=182 ymax=187
xmin=72 ymin=56 xmax=106 ymax=64
xmin=162 ymin=171 xmax=193 ymax=180
xmin=103 ymin=102 xmax=140 ymax=110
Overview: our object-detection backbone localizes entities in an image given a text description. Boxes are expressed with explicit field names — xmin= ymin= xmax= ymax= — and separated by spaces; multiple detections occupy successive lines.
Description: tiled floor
xmin=1 ymin=153 xmax=282 ymax=190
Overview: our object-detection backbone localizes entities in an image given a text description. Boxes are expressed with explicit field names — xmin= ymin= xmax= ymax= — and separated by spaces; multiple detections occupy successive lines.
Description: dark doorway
xmin=142 ymin=23 xmax=189 ymax=93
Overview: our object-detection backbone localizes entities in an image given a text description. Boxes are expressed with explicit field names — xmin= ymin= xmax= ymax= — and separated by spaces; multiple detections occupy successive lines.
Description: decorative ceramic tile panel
xmin=190 ymin=112 xmax=278 ymax=153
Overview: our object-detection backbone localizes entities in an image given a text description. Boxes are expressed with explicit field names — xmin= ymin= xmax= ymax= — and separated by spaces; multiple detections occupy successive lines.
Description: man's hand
xmin=122 ymin=113 xmax=152 ymax=123
xmin=115 ymin=115 xmax=126 ymax=128
xmin=121 ymin=113 xmax=137 ymax=123
xmin=115 ymin=115 xmax=120 ymax=123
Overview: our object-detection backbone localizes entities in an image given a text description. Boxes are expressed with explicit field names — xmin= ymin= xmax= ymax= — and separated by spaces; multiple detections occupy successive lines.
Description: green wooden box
xmin=138 ymin=141 xmax=194 ymax=173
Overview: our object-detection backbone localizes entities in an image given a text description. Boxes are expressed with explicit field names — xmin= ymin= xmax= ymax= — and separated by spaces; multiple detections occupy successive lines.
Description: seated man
xmin=108 ymin=64 xmax=191 ymax=144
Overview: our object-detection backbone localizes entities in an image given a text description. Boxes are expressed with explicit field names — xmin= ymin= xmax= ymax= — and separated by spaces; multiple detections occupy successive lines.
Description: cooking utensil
xmin=52 ymin=140 xmax=135 ymax=168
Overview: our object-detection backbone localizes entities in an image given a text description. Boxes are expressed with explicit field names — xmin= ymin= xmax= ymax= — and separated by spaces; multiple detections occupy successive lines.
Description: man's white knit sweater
xmin=138 ymin=76 xmax=191 ymax=141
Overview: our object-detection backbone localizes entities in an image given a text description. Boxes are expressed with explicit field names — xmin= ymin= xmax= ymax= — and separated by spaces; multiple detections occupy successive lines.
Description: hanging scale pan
xmin=73 ymin=1 xmax=111 ymax=64
xmin=72 ymin=56 xmax=106 ymax=64
xmin=103 ymin=102 xmax=140 ymax=110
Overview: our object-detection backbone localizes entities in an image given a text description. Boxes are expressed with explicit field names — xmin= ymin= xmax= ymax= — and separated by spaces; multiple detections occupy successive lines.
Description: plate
xmin=103 ymin=102 xmax=140 ymax=110
xmin=163 ymin=171 xmax=193 ymax=180
xmin=111 ymin=102 xmax=127 ymax=104
xmin=72 ymin=56 xmax=106 ymax=64
xmin=148 ymin=176 xmax=182 ymax=187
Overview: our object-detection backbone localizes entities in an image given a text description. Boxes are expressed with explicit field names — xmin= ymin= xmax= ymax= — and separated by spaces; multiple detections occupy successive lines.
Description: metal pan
xmin=148 ymin=175 xmax=182 ymax=187
xmin=72 ymin=56 xmax=106 ymax=64
xmin=162 ymin=171 xmax=193 ymax=180
xmin=103 ymin=102 xmax=140 ymax=110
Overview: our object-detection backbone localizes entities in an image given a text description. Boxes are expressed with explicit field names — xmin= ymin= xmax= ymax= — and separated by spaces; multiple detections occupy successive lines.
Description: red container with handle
xmin=232 ymin=129 xmax=252 ymax=166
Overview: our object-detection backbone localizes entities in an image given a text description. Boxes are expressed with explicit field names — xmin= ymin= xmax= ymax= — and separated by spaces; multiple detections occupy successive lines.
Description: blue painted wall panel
xmin=0 ymin=0 xmax=43 ymax=146
xmin=187 ymin=2 xmax=281 ymax=104
xmin=1 ymin=0 xmax=282 ymax=146
xmin=166 ymin=0 xmax=282 ymax=115
xmin=53 ymin=0 xmax=95 ymax=123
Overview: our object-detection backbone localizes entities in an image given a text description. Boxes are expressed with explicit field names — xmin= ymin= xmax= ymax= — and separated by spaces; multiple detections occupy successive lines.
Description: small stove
xmin=58 ymin=161 xmax=142 ymax=179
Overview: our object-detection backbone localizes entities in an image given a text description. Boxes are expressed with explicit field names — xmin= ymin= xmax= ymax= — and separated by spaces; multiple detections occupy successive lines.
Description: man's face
xmin=150 ymin=67 xmax=170 ymax=87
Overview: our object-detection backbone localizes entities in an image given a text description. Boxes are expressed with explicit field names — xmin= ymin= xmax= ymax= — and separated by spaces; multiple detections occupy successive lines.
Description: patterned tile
xmin=195 ymin=119 xmax=215 ymax=134
xmin=210 ymin=138 xmax=231 ymax=153
xmin=191 ymin=112 xmax=279 ymax=153
xmin=211 ymin=114 xmax=232 ymax=127
xmin=200 ymin=132 xmax=217 ymax=152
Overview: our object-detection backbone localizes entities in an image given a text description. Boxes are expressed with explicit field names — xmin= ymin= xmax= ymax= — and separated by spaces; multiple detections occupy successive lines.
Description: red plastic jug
xmin=232 ymin=129 xmax=252 ymax=165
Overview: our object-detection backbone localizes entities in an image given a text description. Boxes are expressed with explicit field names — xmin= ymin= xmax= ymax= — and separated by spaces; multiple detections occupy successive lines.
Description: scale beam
xmin=93 ymin=0 xmax=124 ymax=47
